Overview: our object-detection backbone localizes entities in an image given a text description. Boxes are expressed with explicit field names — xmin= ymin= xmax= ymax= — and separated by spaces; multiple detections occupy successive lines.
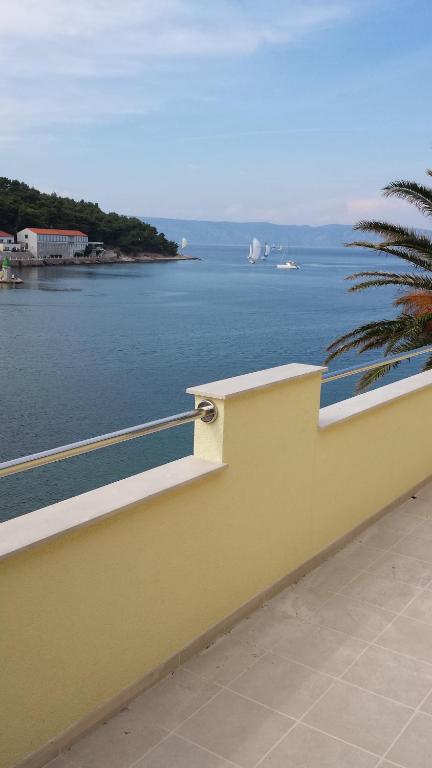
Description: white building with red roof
xmin=0 ymin=230 xmax=14 ymax=250
xmin=17 ymin=228 xmax=88 ymax=260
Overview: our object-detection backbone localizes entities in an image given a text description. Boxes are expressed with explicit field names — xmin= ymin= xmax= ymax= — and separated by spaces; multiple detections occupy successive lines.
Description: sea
xmin=0 ymin=245 xmax=418 ymax=522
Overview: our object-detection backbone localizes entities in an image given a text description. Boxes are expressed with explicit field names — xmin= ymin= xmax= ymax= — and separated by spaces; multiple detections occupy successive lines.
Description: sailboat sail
xmin=248 ymin=237 xmax=262 ymax=264
xmin=181 ymin=237 xmax=188 ymax=250
xmin=264 ymin=243 xmax=270 ymax=258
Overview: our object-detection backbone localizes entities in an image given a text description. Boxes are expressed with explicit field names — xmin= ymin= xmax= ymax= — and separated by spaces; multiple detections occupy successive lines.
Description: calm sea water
xmin=0 ymin=245 xmax=417 ymax=521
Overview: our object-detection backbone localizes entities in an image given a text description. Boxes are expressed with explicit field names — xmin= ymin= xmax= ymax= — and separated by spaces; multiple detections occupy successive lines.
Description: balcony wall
xmin=1 ymin=363 xmax=432 ymax=768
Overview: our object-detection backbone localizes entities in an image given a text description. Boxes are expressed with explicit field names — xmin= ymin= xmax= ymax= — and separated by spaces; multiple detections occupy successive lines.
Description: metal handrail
xmin=2 ymin=345 xmax=432 ymax=480
xmin=0 ymin=400 xmax=217 ymax=479
xmin=322 ymin=344 xmax=432 ymax=383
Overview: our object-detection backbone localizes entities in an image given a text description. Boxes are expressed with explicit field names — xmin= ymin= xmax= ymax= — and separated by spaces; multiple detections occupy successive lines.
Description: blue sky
xmin=1 ymin=0 xmax=431 ymax=225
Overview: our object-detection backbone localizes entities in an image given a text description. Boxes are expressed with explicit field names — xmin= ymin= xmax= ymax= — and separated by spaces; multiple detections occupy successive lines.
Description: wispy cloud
xmin=1 ymin=0 xmax=358 ymax=134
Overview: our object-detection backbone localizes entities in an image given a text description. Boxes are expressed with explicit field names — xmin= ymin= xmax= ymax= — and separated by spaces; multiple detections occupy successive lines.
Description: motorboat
xmin=276 ymin=259 xmax=299 ymax=270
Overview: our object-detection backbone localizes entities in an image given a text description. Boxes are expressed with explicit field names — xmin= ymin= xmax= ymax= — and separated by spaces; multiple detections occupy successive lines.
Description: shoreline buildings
xmin=17 ymin=228 xmax=88 ymax=259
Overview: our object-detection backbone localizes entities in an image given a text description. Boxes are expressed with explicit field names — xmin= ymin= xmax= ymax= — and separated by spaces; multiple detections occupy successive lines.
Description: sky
xmin=1 ymin=0 xmax=431 ymax=226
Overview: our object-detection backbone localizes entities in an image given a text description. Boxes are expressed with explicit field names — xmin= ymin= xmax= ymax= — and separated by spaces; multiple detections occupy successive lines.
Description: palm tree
xmin=326 ymin=168 xmax=432 ymax=390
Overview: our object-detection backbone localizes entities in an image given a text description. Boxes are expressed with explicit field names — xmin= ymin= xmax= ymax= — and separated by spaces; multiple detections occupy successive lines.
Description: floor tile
xmin=420 ymin=691 xmax=432 ymax=715
xmin=341 ymin=573 xmax=420 ymax=613
xmin=129 ymin=668 xmax=220 ymax=731
xmin=259 ymin=723 xmax=379 ymax=768
xmin=184 ymin=632 xmax=265 ymax=685
xmin=46 ymin=759 xmax=73 ymax=768
xmin=66 ymin=708 xmax=167 ymax=768
xmin=270 ymin=584 xmax=332 ymax=621
xmin=388 ymin=712 xmax=432 ymax=768
xmin=343 ymin=644 xmax=432 ymax=707
xmin=414 ymin=484 xmax=432 ymax=506
xmin=334 ymin=540 xmax=385 ymax=570
xmin=378 ymin=616 xmax=432 ymax=664
xmin=299 ymin=559 xmax=361 ymax=592
xmin=391 ymin=531 xmax=432 ymax=564
xmin=403 ymin=591 xmax=432 ymax=625
xmin=304 ymin=681 xmax=411 ymax=755
xmin=396 ymin=496 xmax=432 ymax=519
xmin=272 ymin=618 xmax=366 ymax=676
xmin=367 ymin=553 xmax=432 ymax=588
xmin=178 ymin=689 xmax=292 ymax=768
xmin=378 ymin=510 xmax=423 ymax=535
xmin=134 ymin=734 xmax=233 ymax=767
xmin=228 ymin=652 xmax=332 ymax=718
xmin=229 ymin=605 xmax=298 ymax=650
xmin=312 ymin=594 xmax=395 ymax=641
xmin=354 ymin=524 xmax=406 ymax=551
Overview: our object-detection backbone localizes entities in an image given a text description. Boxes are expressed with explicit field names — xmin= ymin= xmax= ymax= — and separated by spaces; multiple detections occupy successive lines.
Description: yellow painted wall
xmin=1 ymin=368 xmax=431 ymax=768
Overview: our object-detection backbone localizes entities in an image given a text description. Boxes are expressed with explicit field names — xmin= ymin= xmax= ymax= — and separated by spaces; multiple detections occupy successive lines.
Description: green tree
xmin=0 ymin=178 xmax=178 ymax=256
xmin=326 ymin=168 xmax=432 ymax=390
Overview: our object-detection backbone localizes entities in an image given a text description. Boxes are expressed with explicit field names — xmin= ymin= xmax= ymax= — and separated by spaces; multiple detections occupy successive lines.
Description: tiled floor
xmin=50 ymin=483 xmax=432 ymax=768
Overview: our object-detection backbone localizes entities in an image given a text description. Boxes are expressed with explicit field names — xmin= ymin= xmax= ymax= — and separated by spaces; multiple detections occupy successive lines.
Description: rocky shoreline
xmin=6 ymin=250 xmax=199 ymax=268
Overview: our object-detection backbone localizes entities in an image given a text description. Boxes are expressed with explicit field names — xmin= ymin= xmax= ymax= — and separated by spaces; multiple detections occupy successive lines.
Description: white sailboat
xmin=247 ymin=237 xmax=263 ymax=264
xmin=263 ymin=242 xmax=271 ymax=259
xmin=180 ymin=237 xmax=188 ymax=251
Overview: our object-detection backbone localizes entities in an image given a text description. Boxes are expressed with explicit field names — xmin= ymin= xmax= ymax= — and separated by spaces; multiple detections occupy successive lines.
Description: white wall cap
xmin=320 ymin=369 xmax=432 ymax=429
xmin=187 ymin=363 xmax=326 ymax=400
xmin=0 ymin=456 xmax=225 ymax=562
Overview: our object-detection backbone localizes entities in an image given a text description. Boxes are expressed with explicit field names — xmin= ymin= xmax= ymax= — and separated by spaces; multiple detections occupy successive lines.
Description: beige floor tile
xmin=299 ymin=559 xmax=361 ymax=592
xmin=66 ymin=708 xmax=167 ymax=768
xmin=134 ymin=734 xmax=233 ymax=767
xmin=388 ymin=712 xmax=432 ymax=768
xmin=367 ymin=553 xmax=432 ymax=588
xmin=380 ymin=763 xmax=407 ymax=767
xmin=412 ymin=520 xmax=432 ymax=537
xmin=184 ymin=632 xmax=265 ymax=685
xmin=229 ymin=605 xmax=299 ymax=650
xmin=178 ymin=689 xmax=293 ymax=768
xmin=228 ymin=652 xmax=332 ymax=718
xmin=391 ymin=531 xmax=432 ymax=564
xmin=312 ymin=594 xmax=395 ymax=641
xmin=341 ymin=573 xmax=420 ymax=613
xmin=378 ymin=510 xmax=423 ymax=535
xmin=414 ymin=484 xmax=432 ymax=506
xmin=334 ymin=540 xmax=385 ymax=570
xmin=396 ymin=496 xmax=432 ymax=518
xmin=304 ymin=681 xmax=411 ymax=755
xmin=378 ymin=616 xmax=432 ymax=664
xmin=420 ymin=690 xmax=432 ymax=714
xmin=259 ymin=723 xmax=379 ymax=768
xmin=270 ymin=584 xmax=332 ymax=621
xmin=129 ymin=668 xmax=220 ymax=731
xmin=403 ymin=591 xmax=432 ymax=625
xmin=343 ymin=645 xmax=432 ymax=707
xmin=272 ymin=618 xmax=366 ymax=676
xmin=354 ymin=524 xmax=406 ymax=551
xmin=46 ymin=759 xmax=73 ymax=768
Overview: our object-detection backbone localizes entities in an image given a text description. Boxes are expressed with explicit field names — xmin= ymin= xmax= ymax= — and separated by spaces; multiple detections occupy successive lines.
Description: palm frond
xmin=356 ymin=362 xmax=400 ymax=392
xmin=394 ymin=291 xmax=432 ymax=314
xmin=326 ymin=316 xmax=415 ymax=361
xmin=345 ymin=272 xmax=432 ymax=293
xmin=353 ymin=221 xmax=432 ymax=252
xmin=383 ymin=180 xmax=432 ymax=217
xmin=346 ymin=242 xmax=432 ymax=270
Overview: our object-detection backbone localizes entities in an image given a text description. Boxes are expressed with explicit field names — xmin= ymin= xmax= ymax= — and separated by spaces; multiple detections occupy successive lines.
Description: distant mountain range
xmin=142 ymin=217 xmax=369 ymax=248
